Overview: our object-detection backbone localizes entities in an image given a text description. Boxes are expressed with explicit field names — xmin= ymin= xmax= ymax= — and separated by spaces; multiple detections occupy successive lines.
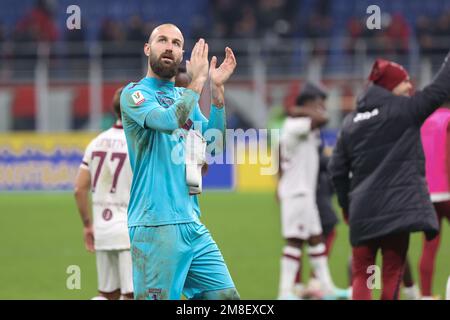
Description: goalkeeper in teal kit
xmin=120 ymin=24 xmax=239 ymax=300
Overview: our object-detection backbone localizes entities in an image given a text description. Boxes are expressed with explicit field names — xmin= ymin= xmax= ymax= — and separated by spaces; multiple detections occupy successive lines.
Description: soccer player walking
xmin=120 ymin=24 xmax=239 ymax=300
xmin=74 ymin=88 xmax=134 ymax=300
xmin=329 ymin=53 xmax=450 ymax=300
xmin=277 ymin=83 xmax=348 ymax=299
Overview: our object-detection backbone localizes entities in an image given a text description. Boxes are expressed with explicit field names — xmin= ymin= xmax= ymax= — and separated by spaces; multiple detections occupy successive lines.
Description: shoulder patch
xmin=131 ymin=90 xmax=145 ymax=105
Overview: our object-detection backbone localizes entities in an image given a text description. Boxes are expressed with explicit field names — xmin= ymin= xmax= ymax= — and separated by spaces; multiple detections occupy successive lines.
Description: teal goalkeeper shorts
xmin=129 ymin=221 xmax=236 ymax=300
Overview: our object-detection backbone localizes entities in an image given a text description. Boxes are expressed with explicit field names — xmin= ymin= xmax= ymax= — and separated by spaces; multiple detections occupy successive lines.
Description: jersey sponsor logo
xmin=156 ymin=94 xmax=174 ymax=108
xmin=353 ymin=108 xmax=379 ymax=123
xmin=102 ymin=208 xmax=113 ymax=221
xmin=131 ymin=91 xmax=145 ymax=105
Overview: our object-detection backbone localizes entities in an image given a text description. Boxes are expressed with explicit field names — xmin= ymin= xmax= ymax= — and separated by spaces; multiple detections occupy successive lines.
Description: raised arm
xmin=397 ymin=51 xmax=450 ymax=125
xmin=144 ymin=89 xmax=201 ymax=132
xmin=287 ymin=107 xmax=329 ymax=129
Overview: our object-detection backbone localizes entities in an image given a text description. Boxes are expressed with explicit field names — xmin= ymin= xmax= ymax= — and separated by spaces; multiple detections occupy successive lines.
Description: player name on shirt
xmin=94 ymin=138 xmax=127 ymax=149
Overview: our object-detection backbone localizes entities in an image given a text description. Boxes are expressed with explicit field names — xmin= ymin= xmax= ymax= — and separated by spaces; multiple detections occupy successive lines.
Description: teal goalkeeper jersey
xmin=120 ymin=77 xmax=225 ymax=227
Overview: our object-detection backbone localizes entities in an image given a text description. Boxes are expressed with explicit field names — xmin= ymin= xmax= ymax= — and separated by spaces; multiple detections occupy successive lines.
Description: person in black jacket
xmin=328 ymin=52 xmax=450 ymax=300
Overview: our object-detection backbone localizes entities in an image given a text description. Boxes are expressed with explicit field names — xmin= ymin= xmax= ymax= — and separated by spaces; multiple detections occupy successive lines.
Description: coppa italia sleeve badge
xmin=131 ymin=91 xmax=145 ymax=105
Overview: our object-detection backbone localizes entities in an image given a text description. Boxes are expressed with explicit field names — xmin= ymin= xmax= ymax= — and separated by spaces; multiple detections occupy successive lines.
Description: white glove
xmin=185 ymin=130 xmax=206 ymax=195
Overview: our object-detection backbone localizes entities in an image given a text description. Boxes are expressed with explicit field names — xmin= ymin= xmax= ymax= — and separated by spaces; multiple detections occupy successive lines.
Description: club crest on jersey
xmin=156 ymin=95 xmax=174 ymax=108
xmin=102 ymin=208 xmax=113 ymax=221
xmin=131 ymin=91 xmax=145 ymax=105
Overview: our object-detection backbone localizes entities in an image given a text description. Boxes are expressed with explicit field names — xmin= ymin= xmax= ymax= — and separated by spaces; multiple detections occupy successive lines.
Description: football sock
xmin=419 ymin=234 xmax=440 ymax=297
xmin=308 ymin=243 xmax=335 ymax=293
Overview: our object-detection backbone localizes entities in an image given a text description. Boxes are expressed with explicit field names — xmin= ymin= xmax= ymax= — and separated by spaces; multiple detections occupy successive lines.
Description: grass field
xmin=0 ymin=192 xmax=448 ymax=300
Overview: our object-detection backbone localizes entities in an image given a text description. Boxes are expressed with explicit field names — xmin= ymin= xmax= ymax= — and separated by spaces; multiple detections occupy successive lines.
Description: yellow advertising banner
xmin=0 ymin=133 xmax=97 ymax=191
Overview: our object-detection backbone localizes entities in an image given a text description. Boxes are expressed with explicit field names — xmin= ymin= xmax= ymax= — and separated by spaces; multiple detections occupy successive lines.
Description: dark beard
xmin=150 ymin=52 xmax=180 ymax=80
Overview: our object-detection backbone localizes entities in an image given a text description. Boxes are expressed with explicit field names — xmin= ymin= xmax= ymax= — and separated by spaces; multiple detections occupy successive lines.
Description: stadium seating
xmin=0 ymin=0 xmax=448 ymax=40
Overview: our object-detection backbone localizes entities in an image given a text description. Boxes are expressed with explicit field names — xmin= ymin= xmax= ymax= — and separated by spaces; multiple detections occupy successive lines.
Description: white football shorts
xmin=280 ymin=194 xmax=322 ymax=240
xmin=96 ymin=249 xmax=133 ymax=294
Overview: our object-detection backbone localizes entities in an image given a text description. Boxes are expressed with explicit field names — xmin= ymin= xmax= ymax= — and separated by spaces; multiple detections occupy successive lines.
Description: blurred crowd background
xmin=0 ymin=0 xmax=449 ymax=132
xmin=0 ymin=1 xmax=449 ymax=300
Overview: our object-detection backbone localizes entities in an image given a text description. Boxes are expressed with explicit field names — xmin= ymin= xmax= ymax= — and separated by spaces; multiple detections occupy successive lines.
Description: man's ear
xmin=144 ymin=43 xmax=150 ymax=57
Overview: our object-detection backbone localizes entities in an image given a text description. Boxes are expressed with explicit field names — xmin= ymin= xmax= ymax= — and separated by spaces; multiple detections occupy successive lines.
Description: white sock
xmin=402 ymin=284 xmax=420 ymax=300
xmin=278 ymin=246 xmax=301 ymax=298
xmin=446 ymin=276 xmax=450 ymax=300
xmin=308 ymin=243 xmax=335 ymax=293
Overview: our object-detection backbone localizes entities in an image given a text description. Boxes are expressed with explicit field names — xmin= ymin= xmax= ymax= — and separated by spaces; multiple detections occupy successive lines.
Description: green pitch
xmin=0 ymin=192 xmax=448 ymax=299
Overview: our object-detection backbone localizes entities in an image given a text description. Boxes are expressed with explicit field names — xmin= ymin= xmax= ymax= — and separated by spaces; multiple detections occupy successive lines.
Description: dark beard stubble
xmin=149 ymin=52 xmax=180 ymax=80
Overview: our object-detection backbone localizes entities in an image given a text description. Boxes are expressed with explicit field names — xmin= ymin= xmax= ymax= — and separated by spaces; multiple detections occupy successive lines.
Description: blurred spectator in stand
xmin=210 ymin=0 xmax=299 ymax=40
xmin=64 ymin=17 xmax=88 ymax=80
xmin=11 ymin=0 xmax=59 ymax=81
xmin=98 ymin=18 xmax=114 ymax=63
xmin=283 ymin=0 xmax=301 ymax=36
xmin=256 ymin=0 xmax=293 ymax=73
xmin=432 ymin=12 xmax=450 ymax=58
xmin=210 ymin=21 xmax=227 ymax=38
xmin=0 ymin=21 xmax=7 ymax=79
xmin=14 ymin=0 xmax=58 ymax=43
xmin=301 ymin=0 xmax=331 ymax=58
xmin=65 ymin=20 xmax=85 ymax=43
xmin=316 ymin=0 xmax=330 ymax=16
xmin=366 ymin=14 xmax=390 ymax=57
xmin=211 ymin=0 xmax=242 ymax=38
xmin=346 ymin=17 xmax=364 ymax=54
xmin=99 ymin=19 xmax=115 ymax=43
xmin=234 ymin=6 xmax=257 ymax=39
xmin=99 ymin=19 xmax=127 ymax=77
xmin=126 ymin=15 xmax=146 ymax=43
xmin=125 ymin=15 xmax=147 ymax=73
xmin=142 ymin=21 xmax=158 ymax=40
xmin=256 ymin=0 xmax=290 ymax=39
xmin=231 ymin=5 xmax=257 ymax=73
xmin=0 ymin=21 xmax=5 ymax=43
xmin=416 ymin=15 xmax=435 ymax=56
xmin=303 ymin=13 xmax=333 ymax=59
xmin=191 ymin=15 xmax=211 ymax=40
